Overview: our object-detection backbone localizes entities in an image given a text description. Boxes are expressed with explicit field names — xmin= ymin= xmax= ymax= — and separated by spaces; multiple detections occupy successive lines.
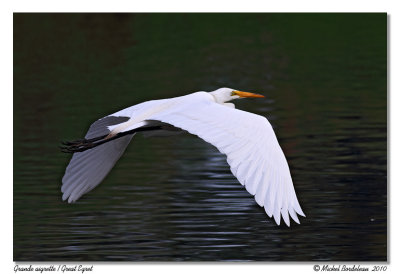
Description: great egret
xmin=61 ymin=87 xmax=305 ymax=226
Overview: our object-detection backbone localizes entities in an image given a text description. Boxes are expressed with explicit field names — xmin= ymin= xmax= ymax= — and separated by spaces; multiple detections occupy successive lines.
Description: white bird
xmin=61 ymin=87 xmax=305 ymax=226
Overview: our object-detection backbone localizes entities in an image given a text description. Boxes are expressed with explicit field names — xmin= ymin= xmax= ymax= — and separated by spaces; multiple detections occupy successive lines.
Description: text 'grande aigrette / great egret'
xmin=61 ymin=87 xmax=305 ymax=226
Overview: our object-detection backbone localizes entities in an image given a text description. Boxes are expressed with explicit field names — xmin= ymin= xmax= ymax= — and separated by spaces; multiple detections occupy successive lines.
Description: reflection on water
xmin=14 ymin=13 xmax=387 ymax=261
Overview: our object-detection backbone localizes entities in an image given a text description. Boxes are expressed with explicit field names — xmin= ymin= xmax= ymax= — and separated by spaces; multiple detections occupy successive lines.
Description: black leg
xmin=60 ymin=126 xmax=163 ymax=153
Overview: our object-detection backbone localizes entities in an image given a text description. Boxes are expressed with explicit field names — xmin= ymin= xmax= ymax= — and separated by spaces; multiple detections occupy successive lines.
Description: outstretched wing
xmin=61 ymin=116 xmax=133 ymax=203
xmin=150 ymin=99 xmax=305 ymax=226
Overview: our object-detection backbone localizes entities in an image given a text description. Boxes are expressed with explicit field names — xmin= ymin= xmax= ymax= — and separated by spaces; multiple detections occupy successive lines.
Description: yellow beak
xmin=233 ymin=90 xmax=265 ymax=98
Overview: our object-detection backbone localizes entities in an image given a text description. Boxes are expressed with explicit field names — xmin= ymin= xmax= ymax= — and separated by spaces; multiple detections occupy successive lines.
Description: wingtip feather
xmin=273 ymin=213 xmax=281 ymax=226
xmin=289 ymin=207 xmax=300 ymax=224
xmin=281 ymin=210 xmax=290 ymax=227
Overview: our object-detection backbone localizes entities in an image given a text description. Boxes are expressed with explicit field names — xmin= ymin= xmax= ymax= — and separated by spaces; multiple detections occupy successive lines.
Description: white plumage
xmin=61 ymin=88 xmax=305 ymax=226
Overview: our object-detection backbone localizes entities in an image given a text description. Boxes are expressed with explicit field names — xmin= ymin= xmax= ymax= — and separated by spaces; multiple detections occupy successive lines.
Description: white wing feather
xmin=149 ymin=96 xmax=305 ymax=226
xmin=61 ymin=117 xmax=134 ymax=203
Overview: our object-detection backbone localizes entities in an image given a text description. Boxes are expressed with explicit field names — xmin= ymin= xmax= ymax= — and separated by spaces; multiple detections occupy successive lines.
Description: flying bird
xmin=61 ymin=87 xmax=305 ymax=226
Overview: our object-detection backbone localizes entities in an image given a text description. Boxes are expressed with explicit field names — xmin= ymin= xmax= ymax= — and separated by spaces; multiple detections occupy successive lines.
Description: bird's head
xmin=210 ymin=87 xmax=265 ymax=103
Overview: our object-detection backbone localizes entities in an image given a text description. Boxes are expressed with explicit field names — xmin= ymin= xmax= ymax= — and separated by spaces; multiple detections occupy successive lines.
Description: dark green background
xmin=14 ymin=13 xmax=387 ymax=261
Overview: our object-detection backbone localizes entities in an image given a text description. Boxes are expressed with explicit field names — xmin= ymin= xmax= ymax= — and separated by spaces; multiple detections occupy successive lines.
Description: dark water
xmin=13 ymin=13 xmax=387 ymax=261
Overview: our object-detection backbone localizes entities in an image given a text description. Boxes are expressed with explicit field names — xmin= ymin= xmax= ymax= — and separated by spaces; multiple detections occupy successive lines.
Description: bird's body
xmin=61 ymin=88 xmax=305 ymax=226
